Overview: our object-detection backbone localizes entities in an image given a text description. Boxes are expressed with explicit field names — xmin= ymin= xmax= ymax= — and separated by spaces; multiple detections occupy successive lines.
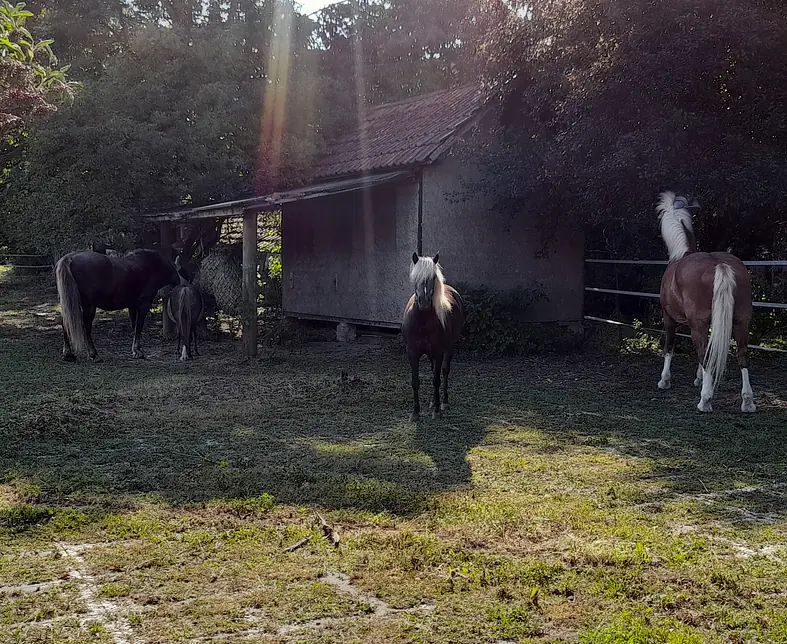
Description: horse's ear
xmin=412 ymin=252 xmax=419 ymax=264
xmin=433 ymin=253 xmax=439 ymax=265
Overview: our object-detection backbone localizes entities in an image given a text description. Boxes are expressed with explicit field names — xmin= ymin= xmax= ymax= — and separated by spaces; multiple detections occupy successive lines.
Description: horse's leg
xmin=409 ymin=350 xmax=421 ymax=422
xmin=62 ymin=326 xmax=76 ymax=362
xmin=193 ymin=328 xmax=199 ymax=357
xmin=690 ymin=321 xmax=713 ymax=412
xmin=441 ymin=350 xmax=453 ymax=411
xmin=734 ymin=322 xmax=756 ymax=413
xmin=128 ymin=307 xmax=137 ymax=330
xmin=131 ymin=305 xmax=150 ymax=359
xmin=428 ymin=358 xmax=436 ymax=409
xmin=431 ymin=353 xmax=444 ymax=420
xmin=694 ymin=363 xmax=703 ymax=387
xmin=181 ymin=322 xmax=190 ymax=361
xmin=83 ymin=305 xmax=100 ymax=362
xmin=658 ymin=314 xmax=677 ymax=390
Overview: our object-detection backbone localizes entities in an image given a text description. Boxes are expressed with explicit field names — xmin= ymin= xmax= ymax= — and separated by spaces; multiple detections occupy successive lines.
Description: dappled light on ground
xmin=2 ymin=273 xmax=787 ymax=642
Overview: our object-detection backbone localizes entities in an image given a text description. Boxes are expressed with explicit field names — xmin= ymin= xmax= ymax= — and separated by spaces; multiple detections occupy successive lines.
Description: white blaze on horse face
xmin=416 ymin=278 xmax=435 ymax=309
xmin=741 ymin=368 xmax=756 ymax=413
xmin=697 ymin=366 xmax=714 ymax=412
xmin=658 ymin=352 xmax=673 ymax=389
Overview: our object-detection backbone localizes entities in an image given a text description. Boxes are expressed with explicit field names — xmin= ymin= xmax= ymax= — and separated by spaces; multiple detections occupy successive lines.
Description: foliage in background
xmin=458 ymin=284 xmax=556 ymax=355
xmin=1 ymin=7 xmax=325 ymax=255
xmin=0 ymin=1 xmax=75 ymax=137
xmin=0 ymin=0 xmax=475 ymax=255
xmin=467 ymin=0 xmax=787 ymax=261
xmin=26 ymin=0 xmax=133 ymax=80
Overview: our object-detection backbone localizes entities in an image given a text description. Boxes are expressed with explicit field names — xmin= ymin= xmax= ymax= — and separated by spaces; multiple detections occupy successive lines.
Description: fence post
xmin=242 ymin=211 xmax=258 ymax=357
xmin=160 ymin=223 xmax=175 ymax=339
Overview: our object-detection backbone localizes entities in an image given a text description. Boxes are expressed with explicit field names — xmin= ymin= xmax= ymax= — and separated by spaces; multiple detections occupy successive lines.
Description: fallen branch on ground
xmin=316 ymin=513 xmax=340 ymax=548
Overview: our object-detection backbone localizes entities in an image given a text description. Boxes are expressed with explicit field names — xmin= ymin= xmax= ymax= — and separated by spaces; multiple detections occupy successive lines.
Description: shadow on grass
xmin=1 ymin=268 xmax=786 ymax=526
xmin=490 ymin=352 xmax=787 ymax=523
xmin=0 ymin=323 xmax=488 ymax=517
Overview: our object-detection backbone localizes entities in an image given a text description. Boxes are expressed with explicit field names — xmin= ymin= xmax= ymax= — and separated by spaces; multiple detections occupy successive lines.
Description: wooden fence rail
xmin=584 ymin=258 xmax=787 ymax=354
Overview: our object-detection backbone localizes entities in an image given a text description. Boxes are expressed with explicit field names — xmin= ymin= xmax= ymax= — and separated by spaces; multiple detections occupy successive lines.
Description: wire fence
xmin=584 ymin=258 xmax=787 ymax=354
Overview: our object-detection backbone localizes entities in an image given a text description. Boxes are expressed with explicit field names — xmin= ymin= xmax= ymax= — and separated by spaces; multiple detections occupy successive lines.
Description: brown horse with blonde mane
xmin=402 ymin=253 xmax=465 ymax=421
xmin=656 ymin=191 xmax=756 ymax=413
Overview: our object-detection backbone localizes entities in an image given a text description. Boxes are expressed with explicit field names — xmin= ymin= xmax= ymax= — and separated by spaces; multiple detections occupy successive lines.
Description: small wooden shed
xmin=279 ymin=85 xmax=584 ymax=329
xmin=148 ymin=85 xmax=585 ymax=354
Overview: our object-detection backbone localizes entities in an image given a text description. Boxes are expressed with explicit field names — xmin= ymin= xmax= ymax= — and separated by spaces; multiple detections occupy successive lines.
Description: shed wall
xmin=281 ymin=181 xmax=419 ymax=326
xmin=421 ymin=154 xmax=584 ymax=323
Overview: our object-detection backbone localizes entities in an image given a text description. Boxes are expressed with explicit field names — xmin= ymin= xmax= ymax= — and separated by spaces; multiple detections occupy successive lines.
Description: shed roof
xmin=146 ymin=85 xmax=484 ymax=222
xmin=313 ymin=84 xmax=484 ymax=179
xmin=145 ymin=170 xmax=413 ymax=222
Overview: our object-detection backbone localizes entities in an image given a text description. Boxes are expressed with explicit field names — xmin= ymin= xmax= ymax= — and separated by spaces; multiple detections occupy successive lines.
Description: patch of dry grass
xmin=2 ymin=269 xmax=787 ymax=643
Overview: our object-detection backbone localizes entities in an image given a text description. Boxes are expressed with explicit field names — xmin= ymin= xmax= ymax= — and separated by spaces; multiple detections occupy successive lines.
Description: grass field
xmin=2 ymin=266 xmax=787 ymax=643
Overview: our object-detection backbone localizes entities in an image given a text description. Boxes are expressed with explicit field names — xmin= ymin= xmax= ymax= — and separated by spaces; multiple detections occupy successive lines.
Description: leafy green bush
xmin=622 ymin=320 xmax=663 ymax=354
xmin=458 ymin=283 xmax=552 ymax=355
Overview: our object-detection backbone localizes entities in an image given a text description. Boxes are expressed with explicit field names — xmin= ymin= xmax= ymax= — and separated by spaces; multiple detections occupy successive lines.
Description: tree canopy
xmin=1 ymin=0 xmax=786 ymax=262
xmin=1 ymin=0 xmax=475 ymax=253
xmin=0 ymin=0 xmax=74 ymax=137
xmin=468 ymin=0 xmax=787 ymax=259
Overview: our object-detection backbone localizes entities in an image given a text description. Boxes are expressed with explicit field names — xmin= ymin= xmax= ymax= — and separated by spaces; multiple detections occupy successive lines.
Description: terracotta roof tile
xmin=313 ymin=85 xmax=484 ymax=179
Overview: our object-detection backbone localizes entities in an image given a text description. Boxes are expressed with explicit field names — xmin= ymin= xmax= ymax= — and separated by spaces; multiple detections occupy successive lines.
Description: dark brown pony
xmin=55 ymin=249 xmax=180 ymax=361
xmin=166 ymin=279 xmax=204 ymax=361
xmin=656 ymin=192 xmax=756 ymax=413
xmin=402 ymin=253 xmax=465 ymax=421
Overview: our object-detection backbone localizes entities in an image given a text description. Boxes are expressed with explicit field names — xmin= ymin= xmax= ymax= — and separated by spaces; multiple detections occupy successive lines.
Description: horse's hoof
xmin=132 ymin=352 xmax=146 ymax=360
xmin=440 ymin=403 xmax=449 ymax=412
xmin=431 ymin=410 xmax=441 ymax=420
xmin=693 ymin=378 xmax=702 ymax=387
xmin=429 ymin=400 xmax=435 ymax=409
xmin=88 ymin=355 xmax=102 ymax=363
xmin=741 ymin=401 xmax=757 ymax=413
xmin=697 ymin=401 xmax=713 ymax=413
xmin=62 ymin=354 xmax=76 ymax=363
xmin=409 ymin=412 xmax=420 ymax=422
xmin=658 ymin=379 xmax=671 ymax=390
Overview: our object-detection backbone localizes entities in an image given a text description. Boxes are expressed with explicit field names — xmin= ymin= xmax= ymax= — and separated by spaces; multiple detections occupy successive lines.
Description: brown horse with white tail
xmin=656 ymin=191 xmax=756 ymax=413
xmin=402 ymin=253 xmax=465 ymax=421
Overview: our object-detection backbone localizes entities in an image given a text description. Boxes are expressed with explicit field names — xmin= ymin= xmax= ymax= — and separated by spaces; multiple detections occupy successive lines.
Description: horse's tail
xmin=704 ymin=262 xmax=736 ymax=389
xmin=178 ymin=288 xmax=195 ymax=360
xmin=55 ymin=256 xmax=87 ymax=354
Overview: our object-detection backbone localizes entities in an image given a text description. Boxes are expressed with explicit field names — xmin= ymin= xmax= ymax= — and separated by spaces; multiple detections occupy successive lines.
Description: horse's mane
xmin=410 ymin=256 xmax=454 ymax=328
xmin=656 ymin=191 xmax=694 ymax=263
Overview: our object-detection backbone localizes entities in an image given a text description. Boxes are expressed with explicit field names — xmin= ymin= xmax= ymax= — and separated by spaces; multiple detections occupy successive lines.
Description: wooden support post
xmin=242 ymin=210 xmax=258 ymax=357
xmin=160 ymin=222 xmax=175 ymax=339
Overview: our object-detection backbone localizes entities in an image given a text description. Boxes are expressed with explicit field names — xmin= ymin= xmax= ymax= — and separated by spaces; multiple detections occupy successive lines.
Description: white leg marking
xmin=741 ymin=368 xmax=756 ymax=413
xmin=697 ymin=366 xmax=714 ymax=412
xmin=658 ymin=352 xmax=673 ymax=389
xmin=694 ymin=364 xmax=703 ymax=387
xmin=180 ymin=344 xmax=188 ymax=361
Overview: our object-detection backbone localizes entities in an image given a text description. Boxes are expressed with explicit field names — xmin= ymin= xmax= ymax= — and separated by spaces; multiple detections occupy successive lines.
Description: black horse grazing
xmin=166 ymin=281 xmax=204 ymax=361
xmin=55 ymin=249 xmax=180 ymax=361
xmin=402 ymin=253 xmax=465 ymax=421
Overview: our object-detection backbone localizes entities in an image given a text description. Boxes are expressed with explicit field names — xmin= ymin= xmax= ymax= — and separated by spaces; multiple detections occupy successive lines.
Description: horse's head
xmin=411 ymin=252 xmax=442 ymax=311
xmin=674 ymin=193 xmax=701 ymax=214
xmin=174 ymin=254 xmax=192 ymax=285
xmin=152 ymin=251 xmax=181 ymax=288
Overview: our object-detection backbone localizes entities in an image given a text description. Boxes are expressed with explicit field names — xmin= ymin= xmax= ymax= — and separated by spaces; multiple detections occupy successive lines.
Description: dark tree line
xmin=2 ymin=0 xmax=786 ymax=267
